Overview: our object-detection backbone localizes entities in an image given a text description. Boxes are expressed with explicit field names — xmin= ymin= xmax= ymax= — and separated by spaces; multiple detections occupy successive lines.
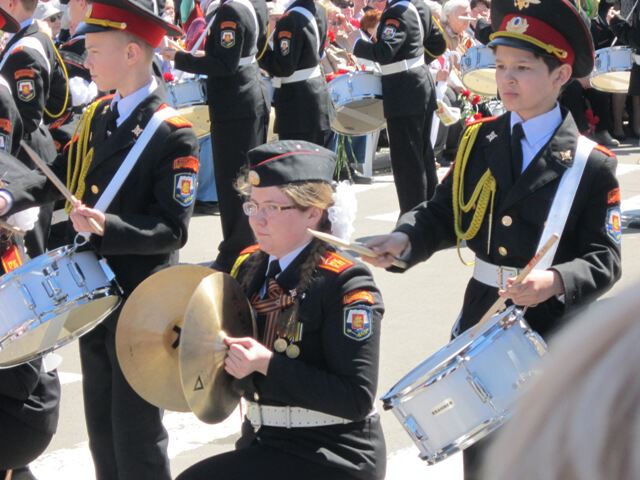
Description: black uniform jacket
xmin=0 ymin=90 xmax=199 ymax=303
xmin=610 ymin=11 xmax=640 ymax=48
xmin=233 ymin=243 xmax=386 ymax=480
xmin=0 ymin=359 xmax=60 ymax=435
xmin=0 ymin=84 xmax=23 ymax=156
xmin=393 ymin=111 xmax=621 ymax=338
xmin=0 ymin=22 xmax=59 ymax=165
xmin=353 ymin=0 xmax=445 ymax=119
xmin=259 ymin=0 xmax=332 ymax=134
xmin=175 ymin=0 xmax=269 ymax=122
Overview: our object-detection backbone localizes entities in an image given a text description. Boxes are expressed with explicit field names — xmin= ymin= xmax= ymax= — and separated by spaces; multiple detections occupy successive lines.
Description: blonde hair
xmin=483 ymin=285 xmax=640 ymax=480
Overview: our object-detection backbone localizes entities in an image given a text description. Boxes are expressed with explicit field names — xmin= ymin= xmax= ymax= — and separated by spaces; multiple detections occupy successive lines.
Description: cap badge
xmin=506 ymin=16 xmax=529 ymax=34
xmin=514 ymin=0 xmax=540 ymax=11
xmin=248 ymin=170 xmax=260 ymax=186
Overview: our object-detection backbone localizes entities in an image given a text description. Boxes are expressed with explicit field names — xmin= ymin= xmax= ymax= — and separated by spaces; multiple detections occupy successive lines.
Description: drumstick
xmin=19 ymin=141 xmax=104 ymax=236
xmin=469 ymin=233 xmax=559 ymax=337
xmin=308 ymin=228 xmax=408 ymax=269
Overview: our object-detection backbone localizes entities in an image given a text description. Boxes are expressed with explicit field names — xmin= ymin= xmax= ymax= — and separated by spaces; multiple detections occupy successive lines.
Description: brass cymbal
xmin=180 ymin=272 xmax=256 ymax=424
xmin=115 ymin=264 xmax=217 ymax=412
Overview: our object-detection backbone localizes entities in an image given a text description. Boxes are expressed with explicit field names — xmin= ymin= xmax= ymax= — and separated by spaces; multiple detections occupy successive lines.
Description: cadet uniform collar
xmin=267 ymin=241 xmax=311 ymax=277
xmin=111 ymin=77 xmax=158 ymax=127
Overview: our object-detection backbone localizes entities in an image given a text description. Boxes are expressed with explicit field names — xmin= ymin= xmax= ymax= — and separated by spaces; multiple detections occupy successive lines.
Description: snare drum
xmin=0 ymin=244 xmax=122 ymax=368
xmin=381 ymin=306 xmax=547 ymax=464
xmin=328 ymin=71 xmax=385 ymax=135
xmin=591 ymin=46 xmax=633 ymax=93
xmin=167 ymin=78 xmax=208 ymax=108
xmin=461 ymin=46 xmax=497 ymax=97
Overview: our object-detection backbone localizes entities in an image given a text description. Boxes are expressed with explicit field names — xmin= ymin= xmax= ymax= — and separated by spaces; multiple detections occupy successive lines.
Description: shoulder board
xmin=163 ymin=107 xmax=193 ymax=129
xmin=240 ymin=244 xmax=260 ymax=255
xmin=465 ymin=115 xmax=498 ymax=127
xmin=319 ymin=251 xmax=355 ymax=274
xmin=230 ymin=245 xmax=261 ymax=278
xmin=594 ymin=144 xmax=616 ymax=157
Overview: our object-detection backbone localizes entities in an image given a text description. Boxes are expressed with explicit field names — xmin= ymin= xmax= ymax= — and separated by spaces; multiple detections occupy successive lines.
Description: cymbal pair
xmin=115 ymin=265 xmax=256 ymax=424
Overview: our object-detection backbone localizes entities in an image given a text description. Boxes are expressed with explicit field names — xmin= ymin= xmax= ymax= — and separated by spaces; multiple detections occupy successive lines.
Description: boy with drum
xmin=0 ymin=0 xmax=198 ymax=477
xmin=362 ymin=0 xmax=621 ymax=477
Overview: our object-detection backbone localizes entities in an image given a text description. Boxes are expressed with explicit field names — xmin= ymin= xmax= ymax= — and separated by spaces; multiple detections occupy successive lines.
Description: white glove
xmin=69 ymin=76 xmax=98 ymax=107
xmin=6 ymin=207 xmax=40 ymax=231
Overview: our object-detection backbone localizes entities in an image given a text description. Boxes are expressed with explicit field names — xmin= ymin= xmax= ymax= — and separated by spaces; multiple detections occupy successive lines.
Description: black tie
xmin=106 ymin=102 xmax=119 ymax=135
xmin=261 ymin=260 xmax=281 ymax=298
xmin=511 ymin=123 xmax=525 ymax=181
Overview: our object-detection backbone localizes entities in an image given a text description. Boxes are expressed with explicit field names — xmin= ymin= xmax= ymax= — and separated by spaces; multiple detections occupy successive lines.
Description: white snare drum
xmin=328 ymin=71 xmax=385 ymax=135
xmin=381 ymin=306 xmax=547 ymax=464
xmin=0 ymin=244 xmax=122 ymax=368
xmin=591 ymin=46 xmax=633 ymax=93
xmin=461 ymin=46 xmax=497 ymax=97
xmin=168 ymin=78 xmax=207 ymax=108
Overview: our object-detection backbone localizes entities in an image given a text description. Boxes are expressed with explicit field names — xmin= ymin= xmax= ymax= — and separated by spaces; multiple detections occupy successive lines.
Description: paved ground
xmin=27 ymin=140 xmax=640 ymax=479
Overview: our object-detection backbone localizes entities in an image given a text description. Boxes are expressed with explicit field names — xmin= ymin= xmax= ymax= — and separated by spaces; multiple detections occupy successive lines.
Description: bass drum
xmin=328 ymin=71 xmax=385 ymax=135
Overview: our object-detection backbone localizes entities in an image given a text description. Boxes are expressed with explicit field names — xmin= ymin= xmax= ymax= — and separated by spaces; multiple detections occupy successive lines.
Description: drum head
xmin=331 ymin=99 xmax=385 ymax=135
xmin=462 ymin=69 xmax=497 ymax=97
xmin=590 ymin=71 xmax=631 ymax=93
xmin=0 ymin=295 xmax=120 ymax=368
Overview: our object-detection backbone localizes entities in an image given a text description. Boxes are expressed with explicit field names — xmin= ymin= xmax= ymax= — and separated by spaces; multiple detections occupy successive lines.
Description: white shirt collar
xmin=267 ymin=241 xmax=312 ymax=277
xmin=510 ymin=103 xmax=562 ymax=146
xmin=111 ymin=77 xmax=158 ymax=127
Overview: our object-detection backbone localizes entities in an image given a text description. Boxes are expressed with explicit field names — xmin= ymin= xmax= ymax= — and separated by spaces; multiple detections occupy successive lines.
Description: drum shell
xmin=461 ymin=46 xmax=497 ymax=97
xmin=381 ymin=308 xmax=546 ymax=464
xmin=167 ymin=78 xmax=208 ymax=108
xmin=591 ymin=47 xmax=633 ymax=94
xmin=0 ymin=246 xmax=121 ymax=368
xmin=328 ymin=71 xmax=385 ymax=135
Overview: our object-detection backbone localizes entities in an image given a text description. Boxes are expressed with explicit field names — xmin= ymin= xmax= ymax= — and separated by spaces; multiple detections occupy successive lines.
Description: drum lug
xmin=467 ymin=373 xmax=492 ymax=403
xmin=42 ymin=265 xmax=68 ymax=304
xmin=19 ymin=283 xmax=36 ymax=310
xmin=403 ymin=414 xmax=428 ymax=442
xmin=68 ymin=261 xmax=87 ymax=287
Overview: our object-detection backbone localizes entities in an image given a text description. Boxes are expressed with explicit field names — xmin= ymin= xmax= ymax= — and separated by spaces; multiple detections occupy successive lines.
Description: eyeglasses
xmin=47 ymin=14 xmax=63 ymax=22
xmin=242 ymin=200 xmax=298 ymax=218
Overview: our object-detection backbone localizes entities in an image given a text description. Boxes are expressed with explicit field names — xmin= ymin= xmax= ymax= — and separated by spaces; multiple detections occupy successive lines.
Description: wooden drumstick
xmin=19 ymin=141 xmax=104 ymax=236
xmin=469 ymin=234 xmax=559 ymax=337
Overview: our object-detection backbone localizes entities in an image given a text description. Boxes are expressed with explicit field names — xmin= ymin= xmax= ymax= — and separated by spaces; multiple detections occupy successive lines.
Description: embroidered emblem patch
xmin=173 ymin=156 xmax=199 ymax=172
xmin=344 ymin=307 xmax=372 ymax=341
xmin=0 ymin=118 xmax=11 ymax=133
xmin=14 ymin=68 xmax=35 ymax=79
xmin=280 ymin=38 xmax=290 ymax=55
xmin=221 ymin=29 xmax=235 ymax=48
xmin=0 ymin=132 xmax=8 ymax=152
xmin=17 ymin=79 xmax=35 ymax=102
xmin=173 ymin=173 xmax=196 ymax=206
xmin=606 ymin=206 xmax=622 ymax=244
xmin=381 ymin=25 xmax=396 ymax=41
xmin=343 ymin=289 xmax=375 ymax=305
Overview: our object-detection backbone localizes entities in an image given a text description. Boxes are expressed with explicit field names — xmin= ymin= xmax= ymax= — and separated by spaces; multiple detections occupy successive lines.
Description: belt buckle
xmin=497 ymin=266 xmax=519 ymax=289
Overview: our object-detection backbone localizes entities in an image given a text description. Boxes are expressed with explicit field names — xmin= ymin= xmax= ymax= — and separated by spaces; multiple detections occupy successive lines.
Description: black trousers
xmin=79 ymin=321 xmax=170 ymax=480
xmin=176 ymin=444 xmax=361 ymax=480
xmin=277 ymin=129 xmax=333 ymax=148
xmin=210 ymin=114 xmax=267 ymax=271
xmin=386 ymin=111 xmax=438 ymax=214
xmin=0 ymin=411 xmax=52 ymax=469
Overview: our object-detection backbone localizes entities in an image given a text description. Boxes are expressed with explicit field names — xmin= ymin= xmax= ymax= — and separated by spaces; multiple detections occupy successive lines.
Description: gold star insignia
xmin=132 ymin=125 xmax=143 ymax=137
xmin=559 ymin=150 xmax=572 ymax=163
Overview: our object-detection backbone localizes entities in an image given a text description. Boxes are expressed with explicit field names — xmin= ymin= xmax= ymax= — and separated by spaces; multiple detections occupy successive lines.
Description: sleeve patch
xmin=278 ymin=31 xmax=292 ymax=39
xmin=381 ymin=25 xmax=397 ymax=40
xmin=220 ymin=21 xmax=237 ymax=29
xmin=319 ymin=251 xmax=354 ymax=273
xmin=606 ymin=206 xmax=622 ymax=244
xmin=173 ymin=156 xmax=199 ymax=172
xmin=165 ymin=116 xmax=193 ymax=129
xmin=173 ymin=173 xmax=196 ymax=207
xmin=221 ymin=29 xmax=236 ymax=48
xmin=14 ymin=68 xmax=35 ymax=79
xmin=0 ymin=132 xmax=8 ymax=152
xmin=0 ymin=118 xmax=11 ymax=133
xmin=343 ymin=289 xmax=375 ymax=305
xmin=16 ymin=79 xmax=35 ymax=102
xmin=385 ymin=18 xmax=400 ymax=27
xmin=607 ymin=187 xmax=621 ymax=205
xmin=343 ymin=307 xmax=372 ymax=341
xmin=279 ymin=38 xmax=290 ymax=55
